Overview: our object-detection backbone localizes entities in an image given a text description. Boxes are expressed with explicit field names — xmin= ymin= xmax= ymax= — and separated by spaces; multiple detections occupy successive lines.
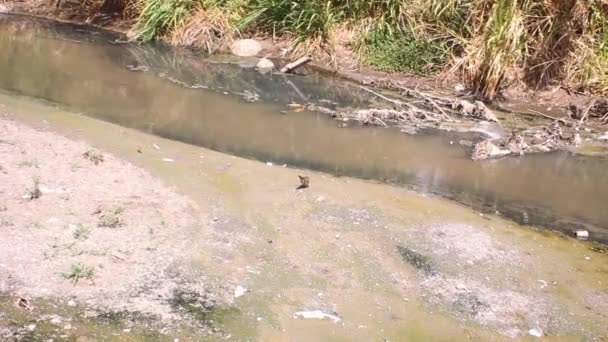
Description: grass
xmin=101 ymin=0 xmax=608 ymax=98
xmin=73 ymin=224 xmax=91 ymax=240
xmin=362 ymin=28 xmax=447 ymax=75
xmin=62 ymin=263 xmax=96 ymax=284
xmin=98 ymin=206 xmax=125 ymax=228
xmin=18 ymin=159 xmax=39 ymax=168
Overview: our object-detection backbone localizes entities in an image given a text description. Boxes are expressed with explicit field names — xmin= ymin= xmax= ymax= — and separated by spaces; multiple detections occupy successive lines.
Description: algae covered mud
xmin=1 ymin=15 xmax=608 ymax=342
xmin=1 ymin=14 xmax=608 ymax=243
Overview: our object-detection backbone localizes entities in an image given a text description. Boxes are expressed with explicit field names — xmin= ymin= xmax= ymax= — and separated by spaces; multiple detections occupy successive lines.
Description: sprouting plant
xmin=73 ymin=224 xmax=91 ymax=240
xmin=62 ymin=263 xmax=96 ymax=284
xmin=98 ymin=206 xmax=125 ymax=228
xmin=27 ymin=177 xmax=42 ymax=200
xmin=18 ymin=159 xmax=39 ymax=168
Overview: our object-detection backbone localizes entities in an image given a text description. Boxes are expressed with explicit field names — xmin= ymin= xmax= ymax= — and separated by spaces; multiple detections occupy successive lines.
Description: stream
xmin=1 ymin=14 xmax=607 ymax=243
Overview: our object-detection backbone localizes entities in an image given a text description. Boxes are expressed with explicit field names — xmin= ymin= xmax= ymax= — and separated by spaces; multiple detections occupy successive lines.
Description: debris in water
xmin=575 ymin=230 xmax=589 ymax=240
xmin=153 ymin=144 xmax=161 ymax=150
xmin=293 ymin=310 xmax=341 ymax=323
xmin=162 ymin=158 xmax=175 ymax=162
xmin=297 ymin=175 xmax=310 ymax=190
xmin=234 ymin=286 xmax=246 ymax=299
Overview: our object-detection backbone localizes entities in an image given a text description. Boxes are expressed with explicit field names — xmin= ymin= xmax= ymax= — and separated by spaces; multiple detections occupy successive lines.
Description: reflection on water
xmin=1 ymin=14 xmax=608 ymax=242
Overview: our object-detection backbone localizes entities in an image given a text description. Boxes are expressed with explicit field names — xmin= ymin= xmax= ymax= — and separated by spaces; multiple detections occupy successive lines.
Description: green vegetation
xmin=65 ymin=0 xmax=608 ymax=99
xmin=98 ymin=206 xmax=125 ymax=228
xmin=62 ymin=263 xmax=96 ymax=284
xmin=73 ymin=224 xmax=91 ymax=240
xmin=362 ymin=29 xmax=447 ymax=75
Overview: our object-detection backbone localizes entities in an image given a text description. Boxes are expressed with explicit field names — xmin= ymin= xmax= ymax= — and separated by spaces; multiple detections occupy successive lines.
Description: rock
xmin=26 ymin=324 xmax=36 ymax=331
xmin=230 ymin=39 xmax=262 ymax=57
xmin=67 ymin=300 xmax=76 ymax=306
xmin=256 ymin=58 xmax=275 ymax=70
xmin=599 ymin=132 xmax=608 ymax=140
xmin=63 ymin=324 xmax=72 ymax=330
xmin=234 ymin=285 xmax=246 ymax=299
xmin=528 ymin=328 xmax=543 ymax=337
xmin=50 ymin=316 xmax=62 ymax=325
xmin=0 ymin=4 xmax=10 ymax=13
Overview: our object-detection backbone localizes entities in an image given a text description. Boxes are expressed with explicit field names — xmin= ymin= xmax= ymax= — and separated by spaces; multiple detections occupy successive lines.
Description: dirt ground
xmin=0 ymin=115 xmax=239 ymax=339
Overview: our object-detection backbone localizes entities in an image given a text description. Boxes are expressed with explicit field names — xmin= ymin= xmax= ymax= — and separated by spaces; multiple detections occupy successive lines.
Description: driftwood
xmin=280 ymin=56 xmax=312 ymax=74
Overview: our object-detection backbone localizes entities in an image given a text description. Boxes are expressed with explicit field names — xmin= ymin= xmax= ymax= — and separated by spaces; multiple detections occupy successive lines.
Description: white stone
xmin=0 ymin=4 xmax=9 ymax=13
xmin=230 ymin=39 xmax=262 ymax=57
xmin=234 ymin=285 xmax=246 ymax=299
xmin=67 ymin=300 xmax=76 ymax=306
xmin=27 ymin=324 xmax=36 ymax=331
xmin=528 ymin=328 xmax=543 ymax=337
xmin=256 ymin=58 xmax=275 ymax=70
xmin=161 ymin=158 xmax=174 ymax=162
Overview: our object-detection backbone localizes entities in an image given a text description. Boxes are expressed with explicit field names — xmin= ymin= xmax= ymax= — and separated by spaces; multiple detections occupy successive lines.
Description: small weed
xmin=73 ymin=224 xmax=90 ymax=240
xmin=62 ymin=263 xmax=96 ymax=284
xmin=0 ymin=219 xmax=14 ymax=227
xmin=27 ymin=177 xmax=42 ymax=200
xmin=70 ymin=163 xmax=82 ymax=172
xmin=83 ymin=150 xmax=104 ymax=165
xmin=98 ymin=207 xmax=125 ymax=228
xmin=18 ymin=159 xmax=39 ymax=168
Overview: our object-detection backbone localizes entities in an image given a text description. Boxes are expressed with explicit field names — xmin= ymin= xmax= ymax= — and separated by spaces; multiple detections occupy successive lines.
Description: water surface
xmin=1 ymin=14 xmax=607 ymax=241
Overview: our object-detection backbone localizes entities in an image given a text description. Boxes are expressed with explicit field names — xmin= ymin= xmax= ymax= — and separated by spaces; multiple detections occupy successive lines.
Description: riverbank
xmin=5 ymin=0 xmax=608 ymax=102
xmin=2 ymin=84 xmax=608 ymax=340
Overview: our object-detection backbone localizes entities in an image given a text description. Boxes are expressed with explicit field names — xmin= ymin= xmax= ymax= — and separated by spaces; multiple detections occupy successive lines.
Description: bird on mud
xmin=297 ymin=175 xmax=310 ymax=190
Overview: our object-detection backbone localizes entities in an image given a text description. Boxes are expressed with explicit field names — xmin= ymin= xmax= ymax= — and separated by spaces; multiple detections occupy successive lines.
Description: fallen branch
xmin=280 ymin=56 xmax=312 ymax=74
xmin=360 ymin=86 xmax=404 ymax=107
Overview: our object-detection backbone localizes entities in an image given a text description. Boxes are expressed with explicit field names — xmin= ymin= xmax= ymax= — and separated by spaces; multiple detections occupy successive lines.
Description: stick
xmin=280 ymin=56 xmax=312 ymax=74
xmin=360 ymin=86 xmax=404 ymax=107
xmin=414 ymin=88 xmax=454 ymax=122
xmin=578 ymin=98 xmax=597 ymax=126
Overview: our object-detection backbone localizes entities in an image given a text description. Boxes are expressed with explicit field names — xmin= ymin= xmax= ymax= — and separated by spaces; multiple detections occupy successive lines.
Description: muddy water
xmin=1 ymin=14 xmax=608 ymax=242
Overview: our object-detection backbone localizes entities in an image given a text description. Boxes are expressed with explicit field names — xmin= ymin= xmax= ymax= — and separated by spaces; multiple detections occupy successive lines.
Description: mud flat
xmin=1 ymin=95 xmax=608 ymax=341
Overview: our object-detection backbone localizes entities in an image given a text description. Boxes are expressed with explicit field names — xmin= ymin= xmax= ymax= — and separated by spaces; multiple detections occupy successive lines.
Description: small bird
xmin=297 ymin=175 xmax=310 ymax=190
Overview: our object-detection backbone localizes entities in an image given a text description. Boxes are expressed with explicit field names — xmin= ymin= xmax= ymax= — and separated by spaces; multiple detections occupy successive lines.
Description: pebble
xmin=234 ymin=285 xmax=246 ymax=299
xmin=162 ymin=158 xmax=174 ymax=162
xmin=528 ymin=328 xmax=543 ymax=337
xmin=266 ymin=162 xmax=273 ymax=166
xmin=63 ymin=324 xmax=72 ymax=330
xmin=50 ymin=317 xmax=62 ymax=325
xmin=67 ymin=300 xmax=76 ymax=306
xmin=585 ymin=256 xmax=591 ymax=260
xmin=27 ymin=324 xmax=36 ymax=331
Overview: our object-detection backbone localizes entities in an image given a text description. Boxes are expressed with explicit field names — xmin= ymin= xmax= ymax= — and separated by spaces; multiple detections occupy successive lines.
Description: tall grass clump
xmin=134 ymin=0 xmax=196 ymax=42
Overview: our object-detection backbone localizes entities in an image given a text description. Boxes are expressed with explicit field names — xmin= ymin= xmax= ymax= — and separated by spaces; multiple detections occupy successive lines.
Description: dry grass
xmin=167 ymin=6 xmax=234 ymax=53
